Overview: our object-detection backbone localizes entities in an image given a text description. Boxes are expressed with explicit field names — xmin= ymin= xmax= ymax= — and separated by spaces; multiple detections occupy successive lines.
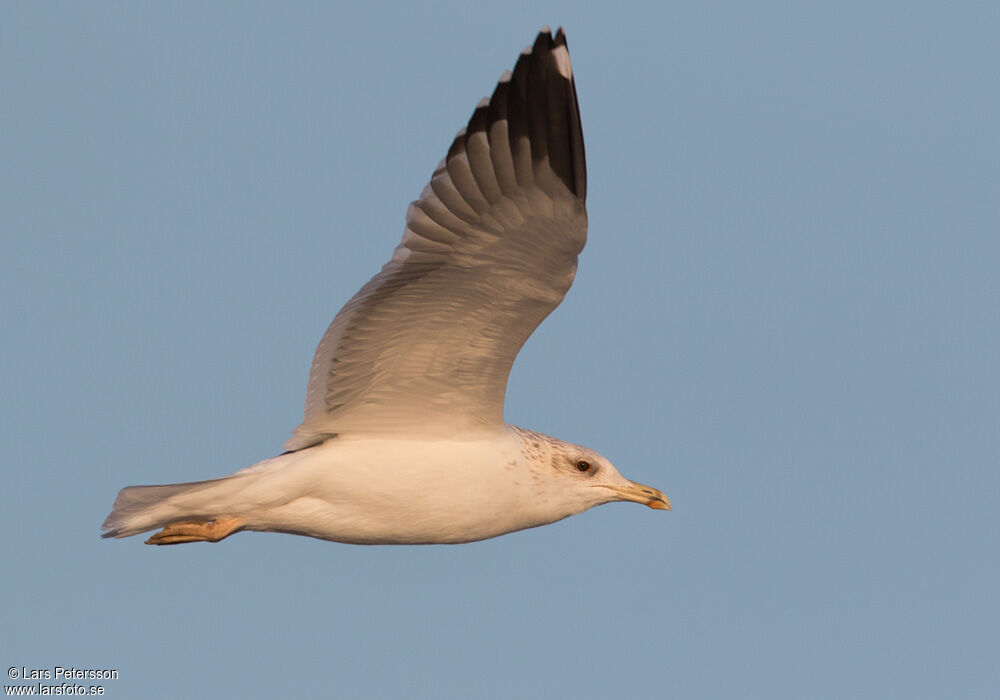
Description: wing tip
xmin=495 ymin=26 xmax=586 ymax=201
xmin=429 ymin=26 xmax=588 ymax=222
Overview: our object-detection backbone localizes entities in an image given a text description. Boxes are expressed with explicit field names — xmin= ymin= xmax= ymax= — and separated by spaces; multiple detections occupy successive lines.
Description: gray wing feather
xmin=287 ymin=28 xmax=587 ymax=449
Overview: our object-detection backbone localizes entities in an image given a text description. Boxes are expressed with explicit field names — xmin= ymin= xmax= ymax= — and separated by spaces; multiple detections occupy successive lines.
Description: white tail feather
xmin=101 ymin=475 xmax=249 ymax=538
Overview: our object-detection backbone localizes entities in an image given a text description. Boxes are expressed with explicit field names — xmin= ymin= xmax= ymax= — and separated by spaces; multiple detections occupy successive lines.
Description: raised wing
xmin=286 ymin=28 xmax=587 ymax=450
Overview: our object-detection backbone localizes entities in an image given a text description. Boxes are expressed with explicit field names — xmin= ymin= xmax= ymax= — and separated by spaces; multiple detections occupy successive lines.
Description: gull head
xmin=515 ymin=428 xmax=670 ymax=518
xmin=557 ymin=447 xmax=671 ymax=512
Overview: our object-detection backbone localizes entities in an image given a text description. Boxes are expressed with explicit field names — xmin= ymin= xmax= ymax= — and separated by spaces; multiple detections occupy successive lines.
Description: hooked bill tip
xmin=648 ymin=497 xmax=671 ymax=511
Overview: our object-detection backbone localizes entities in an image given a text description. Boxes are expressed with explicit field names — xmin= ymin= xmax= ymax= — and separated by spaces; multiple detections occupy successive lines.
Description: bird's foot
xmin=145 ymin=517 xmax=244 ymax=545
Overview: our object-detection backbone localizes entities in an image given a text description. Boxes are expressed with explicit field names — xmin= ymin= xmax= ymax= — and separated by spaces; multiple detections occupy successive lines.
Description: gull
xmin=101 ymin=27 xmax=670 ymax=546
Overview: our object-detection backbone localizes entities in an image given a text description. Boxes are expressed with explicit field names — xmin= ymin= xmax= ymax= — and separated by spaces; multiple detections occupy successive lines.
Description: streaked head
xmin=512 ymin=427 xmax=670 ymax=516
xmin=550 ymin=443 xmax=671 ymax=511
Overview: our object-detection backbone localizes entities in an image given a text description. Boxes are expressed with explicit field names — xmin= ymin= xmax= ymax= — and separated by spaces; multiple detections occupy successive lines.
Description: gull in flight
xmin=102 ymin=27 xmax=670 ymax=546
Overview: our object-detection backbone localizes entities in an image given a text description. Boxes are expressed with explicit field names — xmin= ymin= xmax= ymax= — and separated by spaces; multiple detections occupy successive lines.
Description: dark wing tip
xmin=521 ymin=27 xmax=586 ymax=201
xmin=454 ymin=27 xmax=587 ymax=203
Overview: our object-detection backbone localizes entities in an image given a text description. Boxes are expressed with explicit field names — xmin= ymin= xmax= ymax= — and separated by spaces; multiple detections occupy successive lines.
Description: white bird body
xmin=102 ymin=27 xmax=669 ymax=547
xmin=106 ymin=426 xmax=656 ymax=544
xmin=248 ymin=433 xmax=541 ymax=545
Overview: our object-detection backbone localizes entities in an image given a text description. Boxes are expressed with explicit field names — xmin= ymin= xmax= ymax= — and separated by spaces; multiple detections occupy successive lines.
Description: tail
xmin=101 ymin=475 xmax=249 ymax=539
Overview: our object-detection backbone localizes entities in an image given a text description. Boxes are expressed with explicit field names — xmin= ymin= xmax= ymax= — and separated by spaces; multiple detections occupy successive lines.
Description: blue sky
xmin=2 ymin=2 xmax=998 ymax=698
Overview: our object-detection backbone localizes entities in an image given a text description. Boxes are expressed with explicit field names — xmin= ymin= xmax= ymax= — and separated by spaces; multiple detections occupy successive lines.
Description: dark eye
xmin=576 ymin=460 xmax=591 ymax=472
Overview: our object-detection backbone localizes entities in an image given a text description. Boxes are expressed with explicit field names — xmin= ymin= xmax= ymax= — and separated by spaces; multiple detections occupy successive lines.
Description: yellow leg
xmin=145 ymin=517 xmax=244 ymax=545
